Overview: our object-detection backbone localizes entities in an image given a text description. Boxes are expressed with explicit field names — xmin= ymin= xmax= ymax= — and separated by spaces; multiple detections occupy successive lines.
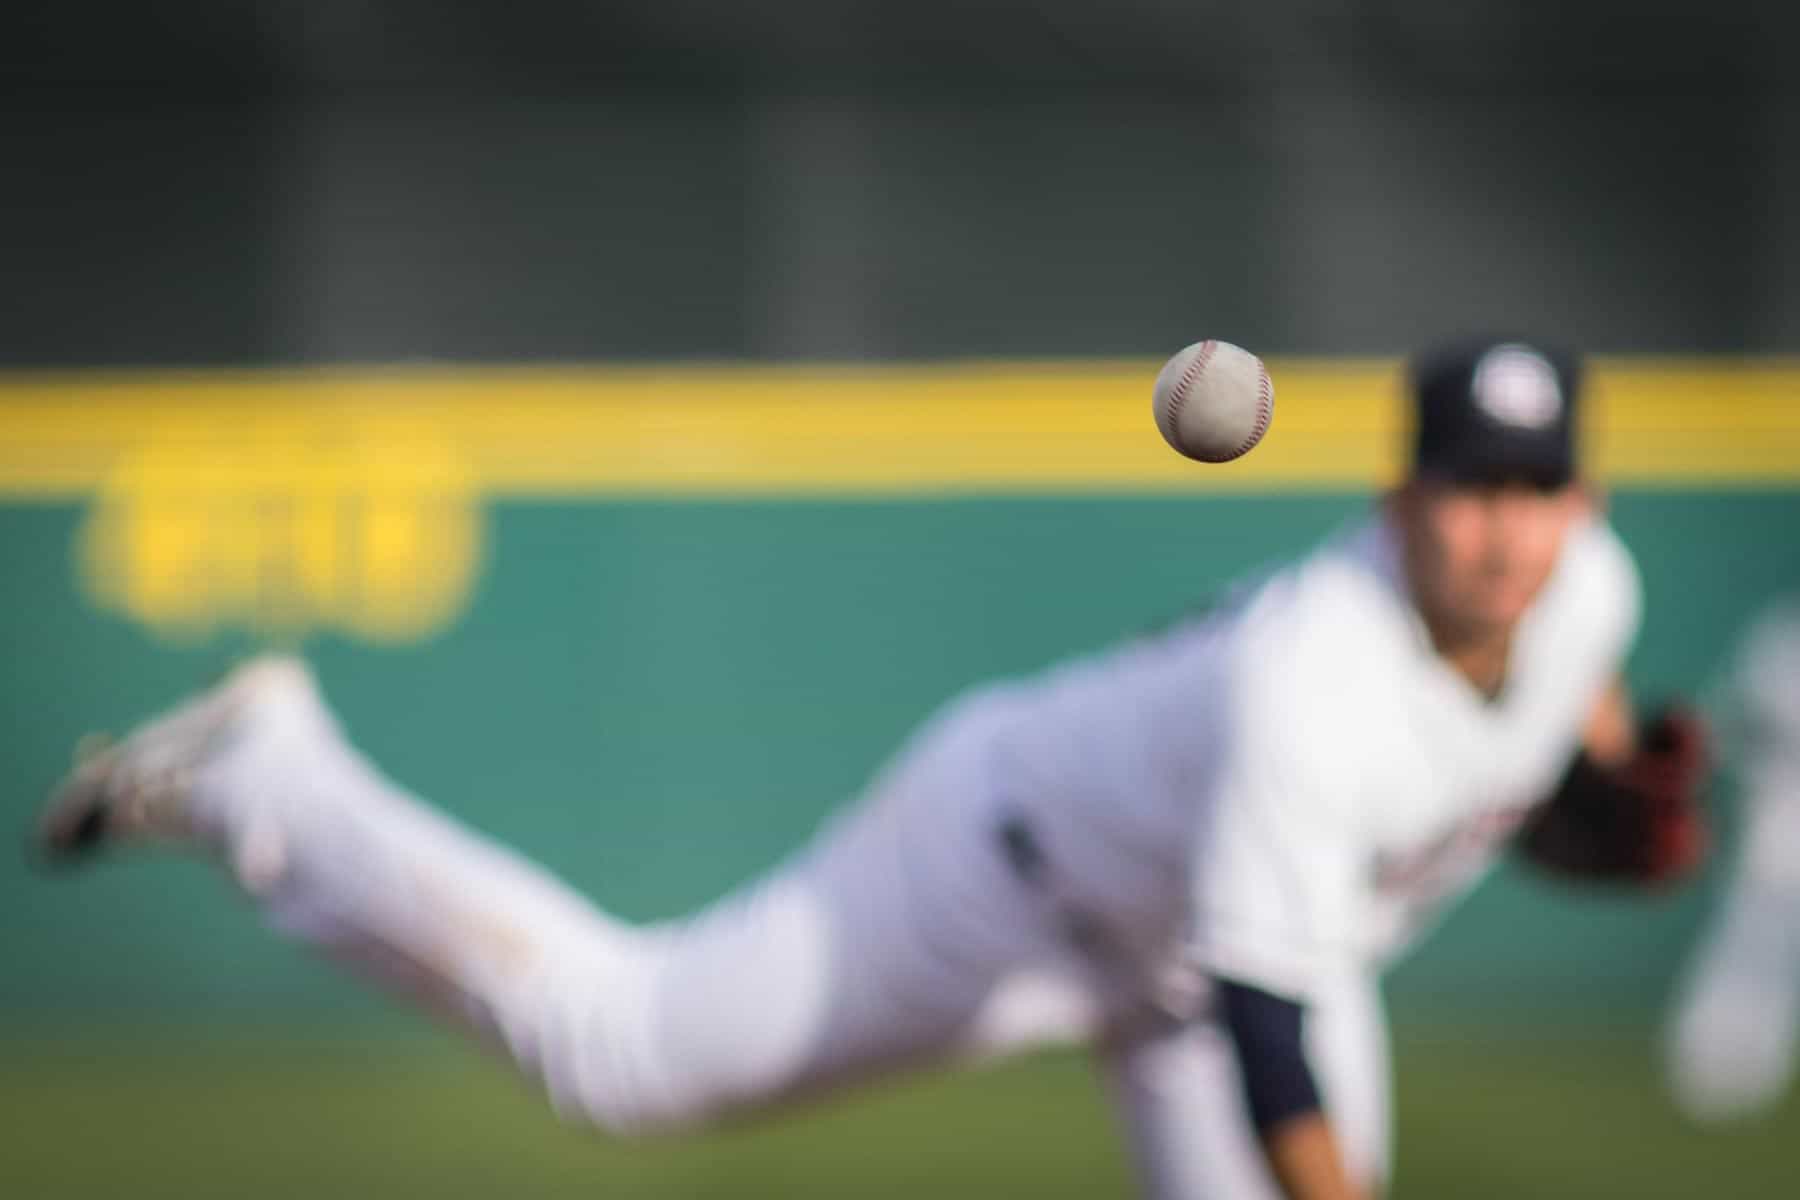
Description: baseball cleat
xmin=32 ymin=656 xmax=313 ymax=868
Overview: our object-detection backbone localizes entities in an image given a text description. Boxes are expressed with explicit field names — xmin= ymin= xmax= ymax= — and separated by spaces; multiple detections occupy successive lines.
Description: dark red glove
xmin=1517 ymin=705 xmax=1710 ymax=886
xmin=1621 ymin=707 xmax=1710 ymax=883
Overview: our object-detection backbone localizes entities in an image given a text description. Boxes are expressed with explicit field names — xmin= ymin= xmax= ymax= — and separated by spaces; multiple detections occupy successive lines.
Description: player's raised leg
xmin=35 ymin=656 xmax=1063 ymax=1133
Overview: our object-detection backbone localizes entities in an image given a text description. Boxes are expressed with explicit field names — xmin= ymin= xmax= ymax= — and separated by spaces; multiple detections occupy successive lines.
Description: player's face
xmin=1396 ymin=478 xmax=1590 ymax=640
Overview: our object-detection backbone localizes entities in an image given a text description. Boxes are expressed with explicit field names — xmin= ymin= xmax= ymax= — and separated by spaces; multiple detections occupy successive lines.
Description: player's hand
xmin=1623 ymin=706 xmax=1710 ymax=883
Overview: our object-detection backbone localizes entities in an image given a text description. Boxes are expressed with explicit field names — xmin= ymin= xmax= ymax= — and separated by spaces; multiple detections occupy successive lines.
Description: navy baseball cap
xmin=1409 ymin=338 xmax=1582 ymax=489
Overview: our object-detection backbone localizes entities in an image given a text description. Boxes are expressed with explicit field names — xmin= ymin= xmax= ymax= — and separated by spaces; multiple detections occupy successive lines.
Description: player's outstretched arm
xmin=1263 ymin=1115 xmax=1367 ymax=1200
xmin=1219 ymin=980 xmax=1368 ymax=1200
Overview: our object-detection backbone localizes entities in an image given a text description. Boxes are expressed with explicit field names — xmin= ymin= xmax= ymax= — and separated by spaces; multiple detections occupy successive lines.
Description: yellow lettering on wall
xmin=77 ymin=414 xmax=480 ymax=644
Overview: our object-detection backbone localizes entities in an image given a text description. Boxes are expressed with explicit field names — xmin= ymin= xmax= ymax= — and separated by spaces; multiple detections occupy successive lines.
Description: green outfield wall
xmin=3 ymin=364 xmax=1797 ymax=1030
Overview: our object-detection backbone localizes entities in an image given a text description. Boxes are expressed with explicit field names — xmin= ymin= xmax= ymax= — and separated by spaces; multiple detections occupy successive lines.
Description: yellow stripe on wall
xmin=0 ymin=358 xmax=1795 ymax=497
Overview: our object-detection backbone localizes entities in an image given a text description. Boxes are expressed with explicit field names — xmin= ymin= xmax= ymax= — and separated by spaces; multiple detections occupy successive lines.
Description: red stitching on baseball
xmin=1224 ymin=364 xmax=1274 ymax=462
xmin=1164 ymin=339 xmax=1218 ymax=452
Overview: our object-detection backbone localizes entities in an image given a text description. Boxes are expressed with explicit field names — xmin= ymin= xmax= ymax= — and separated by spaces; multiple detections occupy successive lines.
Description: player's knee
xmin=531 ymin=999 xmax=737 ymax=1137
xmin=538 ymin=1056 xmax=711 ymax=1138
xmin=542 ymin=1042 xmax=785 ymax=1139
xmin=508 ymin=955 xmax=703 ymax=1137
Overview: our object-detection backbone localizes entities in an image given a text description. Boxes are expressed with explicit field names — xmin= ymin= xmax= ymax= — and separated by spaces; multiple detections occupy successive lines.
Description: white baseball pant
xmin=192 ymin=674 xmax=1389 ymax=1195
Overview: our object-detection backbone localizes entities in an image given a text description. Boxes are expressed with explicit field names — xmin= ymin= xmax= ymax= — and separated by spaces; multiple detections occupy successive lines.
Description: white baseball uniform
xmin=1665 ymin=599 xmax=1800 ymax=1121
xmin=179 ymin=508 xmax=1638 ymax=1197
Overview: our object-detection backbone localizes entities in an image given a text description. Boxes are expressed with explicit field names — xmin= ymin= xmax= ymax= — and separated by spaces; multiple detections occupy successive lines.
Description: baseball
xmin=1151 ymin=340 xmax=1274 ymax=463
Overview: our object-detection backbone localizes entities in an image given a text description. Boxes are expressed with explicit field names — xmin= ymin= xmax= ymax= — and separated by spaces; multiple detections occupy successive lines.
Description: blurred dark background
xmin=4 ymin=0 xmax=1796 ymax=366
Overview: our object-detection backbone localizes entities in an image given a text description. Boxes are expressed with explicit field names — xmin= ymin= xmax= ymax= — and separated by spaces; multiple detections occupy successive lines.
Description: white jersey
xmin=981 ymin=510 xmax=1641 ymax=1001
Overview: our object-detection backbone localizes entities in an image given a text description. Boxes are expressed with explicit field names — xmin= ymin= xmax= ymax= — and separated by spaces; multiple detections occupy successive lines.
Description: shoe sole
xmin=31 ymin=656 xmax=312 ymax=868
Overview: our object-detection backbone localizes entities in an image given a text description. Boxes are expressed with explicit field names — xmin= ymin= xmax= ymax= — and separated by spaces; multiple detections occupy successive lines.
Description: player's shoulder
xmin=1256 ymin=515 xmax=1410 ymax=631
xmin=1226 ymin=516 xmax=1415 ymax=687
xmin=1564 ymin=514 xmax=1640 ymax=600
xmin=1543 ymin=514 xmax=1643 ymax=642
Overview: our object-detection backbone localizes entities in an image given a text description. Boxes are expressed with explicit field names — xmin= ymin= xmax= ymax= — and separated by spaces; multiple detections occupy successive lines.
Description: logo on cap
xmin=1472 ymin=344 xmax=1562 ymax=430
